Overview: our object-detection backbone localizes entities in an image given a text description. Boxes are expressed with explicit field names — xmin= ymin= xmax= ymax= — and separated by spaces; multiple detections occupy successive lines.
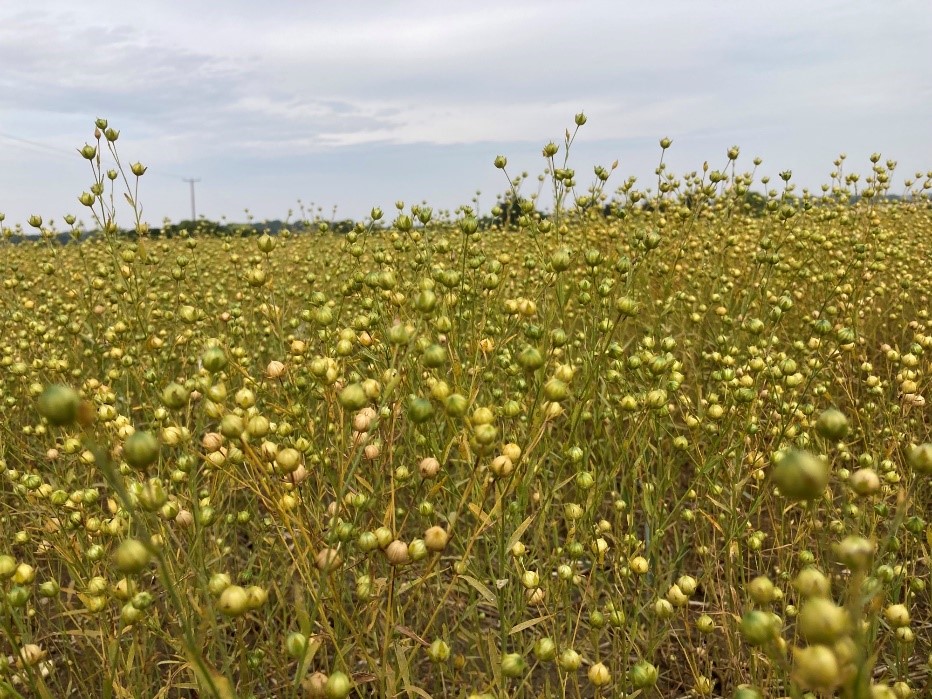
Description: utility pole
xmin=183 ymin=178 xmax=201 ymax=221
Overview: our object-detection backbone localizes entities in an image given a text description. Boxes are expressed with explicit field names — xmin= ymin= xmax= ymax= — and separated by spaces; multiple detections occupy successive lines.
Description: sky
xmin=1 ymin=0 xmax=930 ymax=228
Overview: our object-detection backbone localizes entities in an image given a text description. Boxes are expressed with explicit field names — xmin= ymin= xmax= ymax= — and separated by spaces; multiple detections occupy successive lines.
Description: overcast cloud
xmin=1 ymin=0 xmax=930 ymax=227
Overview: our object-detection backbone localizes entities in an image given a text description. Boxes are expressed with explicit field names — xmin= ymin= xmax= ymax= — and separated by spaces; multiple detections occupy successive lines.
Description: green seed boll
xmin=697 ymin=614 xmax=715 ymax=634
xmin=421 ymin=344 xmax=446 ymax=368
xmin=338 ymin=383 xmax=368 ymax=411
xmin=834 ymin=535 xmax=874 ymax=571
xmin=444 ymin=393 xmax=469 ymax=417
xmin=501 ymin=652 xmax=526 ymax=678
xmin=160 ymin=382 xmax=190 ymax=410
xmin=218 ymin=585 xmax=250 ymax=617
xmin=208 ymin=573 xmax=231 ymax=596
xmin=472 ymin=423 xmax=498 ymax=446
xmin=220 ymin=414 xmax=244 ymax=439
xmin=884 ymin=603 xmax=910 ymax=628
xmin=792 ymin=644 xmax=841 ymax=692
xmin=357 ymin=531 xmax=379 ymax=553
xmin=815 ymin=408 xmax=849 ymax=440
xmin=324 ymin=671 xmax=351 ymax=699
xmin=907 ymin=443 xmax=932 ymax=475
xmin=201 ymin=347 xmax=228 ymax=373
xmin=428 ymin=639 xmax=451 ymax=663
xmin=38 ymin=384 xmax=80 ymax=426
xmin=407 ymin=539 xmax=428 ymax=562
xmin=797 ymin=598 xmax=850 ymax=643
xmin=533 ymin=637 xmax=556 ymax=662
xmin=740 ymin=610 xmax=778 ymax=646
xmin=0 ymin=555 xmax=16 ymax=579
xmin=558 ymin=648 xmax=581 ymax=671
xmin=772 ymin=449 xmax=829 ymax=501
xmin=407 ymin=397 xmax=434 ymax=424
xmin=7 ymin=585 xmax=31 ymax=608
xmin=38 ymin=580 xmax=60 ymax=598
xmin=543 ymin=378 xmax=570 ymax=401
xmin=517 ymin=346 xmax=545 ymax=371
xmin=245 ymin=585 xmax=267 ymax=609
xmin=794 ymin=568 xmax=831 ymax=598
xmin=113 ymin=539 xmax=151 ymax=575
xmin=747 ymin=575 xmax=775 ymax=605
xmin=123 ymin=430 xmax=159 ymax=469
xmin=629 ymin=660 xmax=658 ymax=688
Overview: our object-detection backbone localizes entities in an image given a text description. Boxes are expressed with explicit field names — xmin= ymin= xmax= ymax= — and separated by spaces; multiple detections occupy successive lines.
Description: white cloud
xmin=0 ymin=0 xmax=929 ymax=223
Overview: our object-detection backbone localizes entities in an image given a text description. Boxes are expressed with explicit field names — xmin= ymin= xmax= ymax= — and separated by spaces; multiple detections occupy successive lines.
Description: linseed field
xmin=1 ymin=126 xmax=930 ymax=698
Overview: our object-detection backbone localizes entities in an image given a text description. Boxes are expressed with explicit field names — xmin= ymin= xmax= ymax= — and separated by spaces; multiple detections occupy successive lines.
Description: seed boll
xmin=124 ymin=430 xmax=159 ymax=469
xmin=792 ymin=644 xmax=841 ymax=691
xmin=316 ymin=548 xmax=343 ymax=573
xmin=0 ymin=555 xmax=18 ymax=579
xmin=543 ymin=378 xmax=570 ymax=402
xmin=38 ymin=384 xmax=80 ymax=426
xmin=747 ymin=575 xmax=775 ymax=605
xmin=324 ymin=671 xmax=351 ymax=699
xmin=208 ymin=573 xmax=231 ymax=596
xmin=338 ymin=383 xmax=368 ymax=411
xmin=797 ymin=598 xmax=849 ymax=643
xmin=113 ymin=538 xmax=151 ymax=575
xmin=218 ymin=585 xmax=250 ymax=617
xmin=588 ymin=662 xmax=611 ymax=687
xmin=834 ymin=535 xmax=874 ymax=571
xmin=357 ymin=531 xmax=379 ymax=553
xmin=629 ymin=660 xmax=658 ymax=688
xmin=407 ymin=397 xmax=434 ymax=424
xmin=384 ymin=540 xmax=410 ymax=566
xmin=533 ymin=637 xmax=556 ymax=662
xmin=419 ymin=456 xmax=440 ymax=479
xmin=849 ymin=468 xmax=881 ymax=496
xmin=741 ymin=610 xmax=777 ymax=646
xmin=501 ymin=653 xmax=526 ymax=678
xmin=794 ymin=567 xmax=831 ymax=598
xmin=489 ymin=455 xmax=514 ymax=479
xmin=245 ymin=585 xmax=267 ymax=610
xmin=374 ymin=527 xmax=393 ymax=549
xmin=161 ymin=382 xmax=189 ymax=409
xmin=630 ymin=556 xmax=649 ymax=574
xmin=884 ymin=603 xmax=910 ymax=628
xmin=677 ymin=575 xmax=698 ymax=597
xmin=286 ymin=632 xmax=308 ymax=659
xmin=275 ymin=447 xmax=302 ymax=474
xmin=815 ymin=408 xmax=849 ymax=440
xmin=697 ymin=614 xmax=715 ymax=634
xmin=444 ymin=393 xmax=468 ymax=417
xmin=772 ymin=449 xmax=829 ymax=501
xmin=201 ymin=347 xmax=228 ymax=373
xmin=906 ymin=443 xmax=932 ymax=475
xmin=428 ymin=639 xmax=451 ymax=663
xmin=408 ymin=539 xmax=428 ymax=562
xmin=558 ymin=648 xmax=582 ymax=671
xmin=302 ymin=672 xmax=328 ymax=698
xmin=424 ymin=526 xmax=449 ymax=552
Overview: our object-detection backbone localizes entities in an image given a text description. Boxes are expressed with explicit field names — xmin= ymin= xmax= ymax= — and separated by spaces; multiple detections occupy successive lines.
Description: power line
xmin=2 ymin=130 xmax=201 ymax=221
xmin=0 ymin=132 xmax=82 ymax=163
xmin=0 ymin=130 xmax=188 ymax=180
